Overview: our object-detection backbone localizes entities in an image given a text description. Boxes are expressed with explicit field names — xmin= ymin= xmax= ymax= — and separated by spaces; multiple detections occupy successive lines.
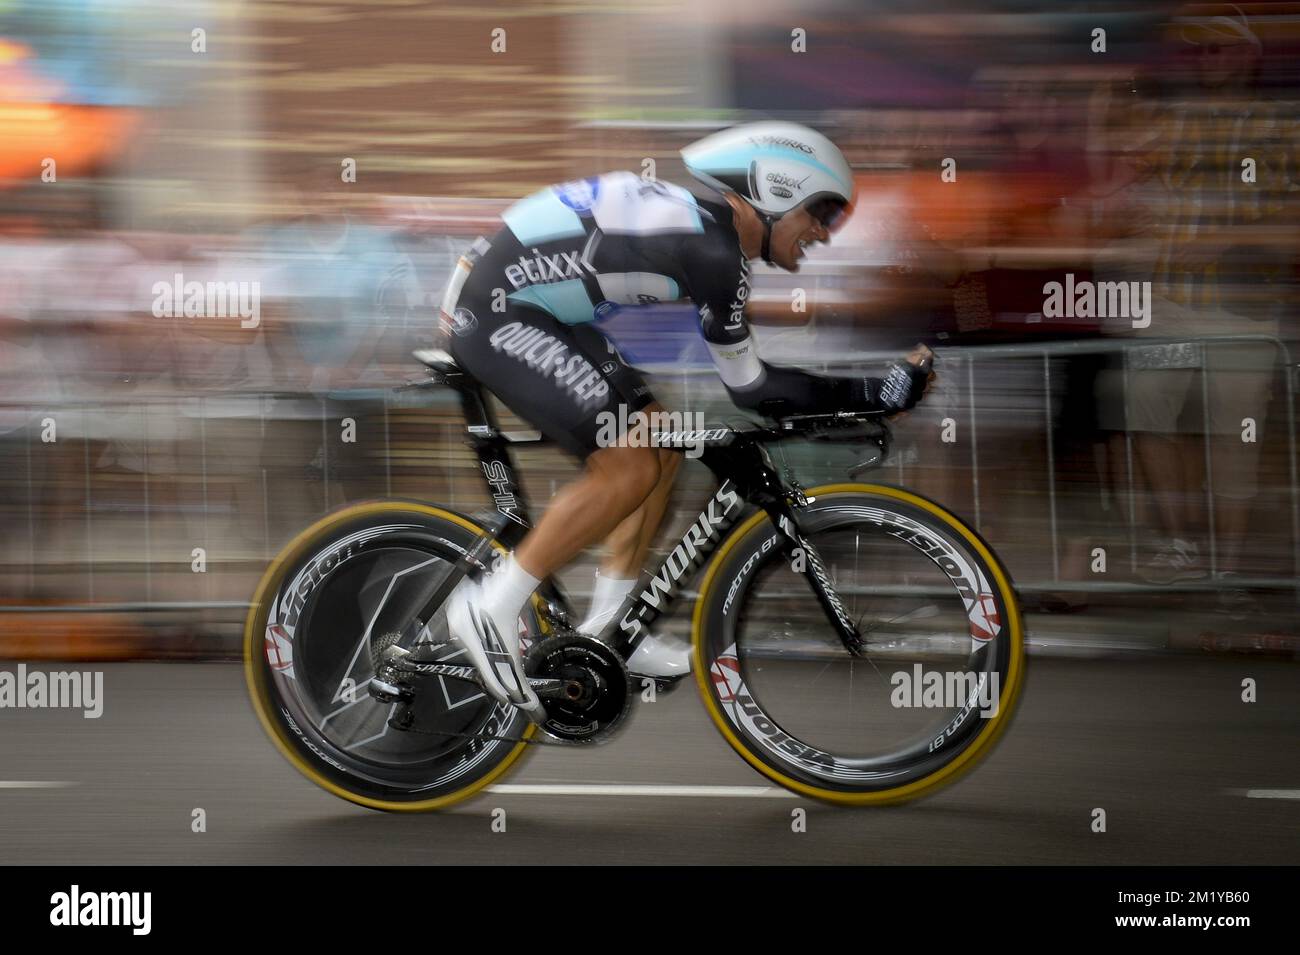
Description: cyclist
xmin=442 ymin=122 xmax=934 ymax=719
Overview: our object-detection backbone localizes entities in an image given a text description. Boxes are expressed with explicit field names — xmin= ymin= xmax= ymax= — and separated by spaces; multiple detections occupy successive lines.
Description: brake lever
xmin=395 ymin=377 xmax=434 ymax=391
xmin=847 ymin=420 xmax=891 ymax=478
xmin=848 ymin=452 xmax=884 ymax=479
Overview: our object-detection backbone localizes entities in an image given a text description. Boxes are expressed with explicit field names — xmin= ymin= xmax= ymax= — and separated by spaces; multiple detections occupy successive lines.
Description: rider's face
xmin=769 ymin=205 xmax=830 ymax=272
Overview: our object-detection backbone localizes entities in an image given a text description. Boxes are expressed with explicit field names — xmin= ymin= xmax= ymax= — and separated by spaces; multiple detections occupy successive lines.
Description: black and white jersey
xmin=468 ymin=171 xmax=765 ymax=394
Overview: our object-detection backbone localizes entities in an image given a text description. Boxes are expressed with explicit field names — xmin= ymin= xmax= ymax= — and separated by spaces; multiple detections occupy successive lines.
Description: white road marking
xmin=0 ymin=781 xmax=77 ymax=788
xmin=1239 ymin=789 xmax=1300 ymax=800
xmin=486 ymin=783 xmax=796 ymax=798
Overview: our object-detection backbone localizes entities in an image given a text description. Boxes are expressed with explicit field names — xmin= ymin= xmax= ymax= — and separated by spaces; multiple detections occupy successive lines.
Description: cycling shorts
xmin=445 ymin=256 xmax=655 ymax=458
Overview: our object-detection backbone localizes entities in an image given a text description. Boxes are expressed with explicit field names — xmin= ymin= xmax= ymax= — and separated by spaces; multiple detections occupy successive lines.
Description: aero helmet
xmin=681 ymin=121 xmax=854 ymax=261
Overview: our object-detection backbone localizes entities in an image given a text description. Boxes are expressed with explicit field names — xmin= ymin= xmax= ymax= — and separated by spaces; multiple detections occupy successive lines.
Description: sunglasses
xmin=804 ymin=196 xmax=850 ymax=232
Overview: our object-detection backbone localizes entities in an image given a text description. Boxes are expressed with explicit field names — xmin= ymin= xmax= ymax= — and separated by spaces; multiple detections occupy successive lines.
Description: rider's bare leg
xmin=576 ymin=448 xmax=689 ymax=682
xmin=458 ymin=413 xmax=687 ymax=705
xmin=449 ymin=440 xmax=661 ymax=715
xmin=597 ymin=446 xmax=681 ymax=578
xmin=574 ymin=447 xmax=680 ymax=633
xmin=514 ymin=442 xmax=662 ymax=580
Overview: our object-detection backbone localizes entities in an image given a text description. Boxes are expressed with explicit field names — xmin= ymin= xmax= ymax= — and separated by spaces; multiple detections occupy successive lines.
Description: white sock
xmin=481 ymin=554 xmax=540 ymax=645
xmin=579 ymin=572 xmax=637 ymax=634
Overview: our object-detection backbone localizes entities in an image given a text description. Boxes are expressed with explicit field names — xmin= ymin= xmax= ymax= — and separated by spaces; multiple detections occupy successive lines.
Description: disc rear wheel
xmin=244 ymin=502 xmax=538 ymax=811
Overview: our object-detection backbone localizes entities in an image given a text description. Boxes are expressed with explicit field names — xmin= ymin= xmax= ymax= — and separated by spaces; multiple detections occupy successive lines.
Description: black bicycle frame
xmin=448 ymin=374 xmax=867 ymax=663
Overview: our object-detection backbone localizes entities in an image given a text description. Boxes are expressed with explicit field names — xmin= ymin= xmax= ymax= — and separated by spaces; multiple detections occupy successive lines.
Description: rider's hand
xmin=879 ymin=344 xmax=937 ymax=418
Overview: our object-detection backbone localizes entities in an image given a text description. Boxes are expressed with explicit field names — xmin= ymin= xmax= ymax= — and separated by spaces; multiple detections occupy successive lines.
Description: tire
xmin=692 ymin=483 xmax=1025 ymax=805
xmin=243 ymin=500 xmax=537 ymax=811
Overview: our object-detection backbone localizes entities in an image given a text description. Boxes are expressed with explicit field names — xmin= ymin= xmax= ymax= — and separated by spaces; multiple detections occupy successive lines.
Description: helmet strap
xmin=759 ymin=213 xmax=776 ymax=265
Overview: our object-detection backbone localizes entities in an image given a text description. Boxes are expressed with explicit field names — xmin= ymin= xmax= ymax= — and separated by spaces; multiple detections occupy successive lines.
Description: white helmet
xmin=681 ymin=121 xmax=855 ymax=230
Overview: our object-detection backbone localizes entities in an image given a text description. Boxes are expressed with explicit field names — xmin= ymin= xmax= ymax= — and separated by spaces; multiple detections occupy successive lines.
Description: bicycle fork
xmin=769 ymin=498 xmax=869 ymax=658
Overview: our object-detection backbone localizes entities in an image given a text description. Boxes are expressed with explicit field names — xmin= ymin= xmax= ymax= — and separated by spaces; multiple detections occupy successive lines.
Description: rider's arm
xmin=683 ymin=240 xmax=927 ymax=418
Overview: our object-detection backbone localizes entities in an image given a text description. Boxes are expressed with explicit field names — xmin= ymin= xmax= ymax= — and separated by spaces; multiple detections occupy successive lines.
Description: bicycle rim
xmin=693 ymin=484 xmax=1024 ymax=805
xmin=244 ymin=501 xmax=537 ymax=811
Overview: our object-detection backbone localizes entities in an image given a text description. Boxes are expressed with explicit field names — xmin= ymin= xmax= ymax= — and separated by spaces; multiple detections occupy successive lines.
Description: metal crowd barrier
xmin=659 ymin=334 xmax=1299 ymax=605
xmin=0 ymin=334 xmax=1296 ymax=616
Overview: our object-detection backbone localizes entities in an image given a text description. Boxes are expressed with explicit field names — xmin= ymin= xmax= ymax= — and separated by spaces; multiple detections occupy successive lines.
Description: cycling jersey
xmin=443 ymin=171 xmax=901 ymax=456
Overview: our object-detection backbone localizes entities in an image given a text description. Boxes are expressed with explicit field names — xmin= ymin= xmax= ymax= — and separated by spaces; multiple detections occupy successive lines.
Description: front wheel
xmin=243 ymin=501 xmax=538 ymax=811
xmin=693 ymin=484 xmax=1024 ymax=805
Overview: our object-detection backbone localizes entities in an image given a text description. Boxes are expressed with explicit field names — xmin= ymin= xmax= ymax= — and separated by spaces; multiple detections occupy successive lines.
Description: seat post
xmin=455 ymin=379 xmax=534 ymax=539
xmin=455 ymin=376 xmax=495 ymax=433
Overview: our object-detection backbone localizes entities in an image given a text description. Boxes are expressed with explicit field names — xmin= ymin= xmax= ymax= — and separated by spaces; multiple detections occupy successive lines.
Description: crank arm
xmin=403 ymin=661 xmax=563 ymax=697
xmin=376 ymin=645 xmax=564 ymax=696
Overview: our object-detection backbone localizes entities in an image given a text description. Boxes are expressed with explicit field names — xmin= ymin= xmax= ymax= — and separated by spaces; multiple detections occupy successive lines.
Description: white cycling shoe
xmin=626 ymin=632 xmax=693 ymax=680
xmin=579 ymin=587 xmax=692 ymax=681
xmin=445 ymin=577 xmax=547 ymax=722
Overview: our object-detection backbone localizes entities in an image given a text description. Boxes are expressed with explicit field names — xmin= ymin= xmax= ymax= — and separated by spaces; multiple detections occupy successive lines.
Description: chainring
xmin=525 ymin=632 xmax=632 ymax=744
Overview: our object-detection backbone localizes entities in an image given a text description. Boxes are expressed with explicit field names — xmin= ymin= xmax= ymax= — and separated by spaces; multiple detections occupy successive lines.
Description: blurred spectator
xmin=0 ymin=237 xmax=61 ymax=599
xmin=253 ymin=158 xmax=423 ymax=539
xmin=1110 ymin=6 xmax=1296 ymax=616
xmin=903 ymin=68 xmax=1116 ymax=601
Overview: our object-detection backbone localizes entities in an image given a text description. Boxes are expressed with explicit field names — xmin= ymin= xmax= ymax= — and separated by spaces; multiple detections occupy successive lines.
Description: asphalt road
xmin=0 ymin=656 xmax=1296 ymax=865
